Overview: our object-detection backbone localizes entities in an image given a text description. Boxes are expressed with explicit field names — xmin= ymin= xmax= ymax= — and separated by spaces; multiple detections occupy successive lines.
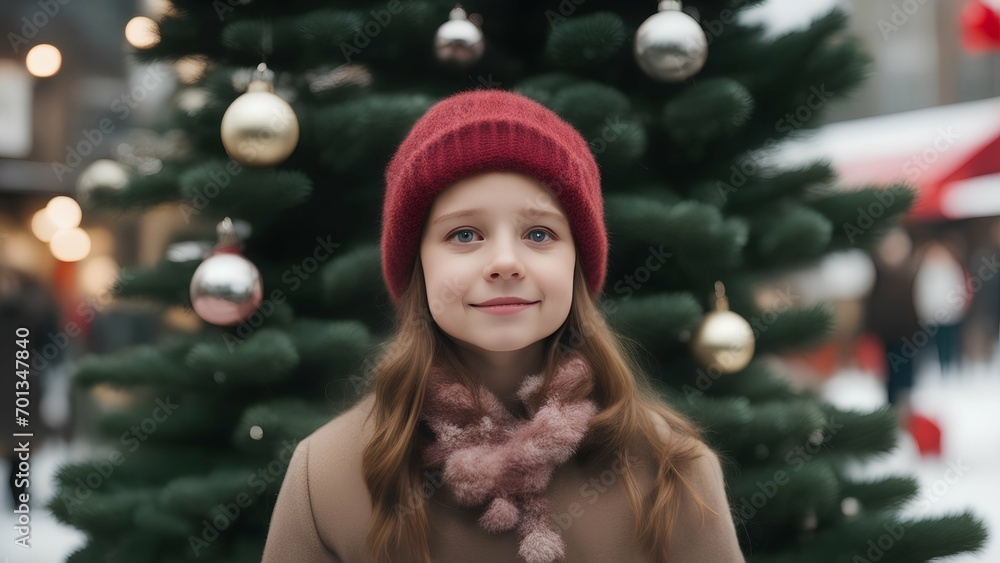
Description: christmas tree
xmin=51 ymin=0 xmax=988 ymax=561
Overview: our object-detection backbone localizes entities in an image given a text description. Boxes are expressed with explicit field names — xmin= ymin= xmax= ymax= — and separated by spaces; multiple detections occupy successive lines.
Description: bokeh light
xmin=125 ymin=16 xmax=159 ymax=49
xmin=31 ymin=209 xmax=59 ymax=242
xmin=45 ymin=196 xmax=82 ymax=229
xmin=50 ymin=227 xmax=92 ymax=262
xmin=78 ymin=255 xmax=121 ymax=297
xmin=25 ymin=44 xmax=61 ymax=78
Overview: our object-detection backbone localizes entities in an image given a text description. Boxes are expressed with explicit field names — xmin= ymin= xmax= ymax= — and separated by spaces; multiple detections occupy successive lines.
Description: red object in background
xmin=52 ymin=260 xmax=91 ymax=342
xmin=786 ymin=333 xmax=887 ymax=380
xmin=855 ymin=333 xmax=887 ymax=375
xmin=907 ymin=413 xmax=943 ymax=457
xmin=910 ymin=129 xmax=1000 ymax=221
xmin=960 ymin=0 xmax=1000 ymax=52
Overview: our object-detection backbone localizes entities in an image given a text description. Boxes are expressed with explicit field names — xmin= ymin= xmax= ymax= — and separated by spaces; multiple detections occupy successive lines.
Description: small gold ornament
xmin=220 ymin=63 xmax=299 ymax=167
xmin=690 ymin=281 xmax=754 ymax=373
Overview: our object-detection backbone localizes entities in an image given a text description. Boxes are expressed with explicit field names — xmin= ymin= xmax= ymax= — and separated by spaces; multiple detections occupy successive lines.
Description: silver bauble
xmin=77 ymin=159 xmax=129 ymax=203
xmin=634 ymin=1 xmax=708 ymax=82
xmin=220 ymin=80 xmax=299 ymax=167
xmin=189 ymin=251 xmax=263 ymax=326
xmin=435 ymin=5 xmax=484 ymax=68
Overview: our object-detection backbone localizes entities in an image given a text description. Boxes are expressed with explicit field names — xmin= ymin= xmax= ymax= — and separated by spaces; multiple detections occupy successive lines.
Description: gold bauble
xmin=690 ymin=282 xmax=754 ymax=373
xmin=220 ymin=80 xmax=299 ymax=167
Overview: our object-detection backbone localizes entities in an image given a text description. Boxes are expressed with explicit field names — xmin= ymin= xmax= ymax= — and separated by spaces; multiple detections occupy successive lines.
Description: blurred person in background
xmin=865 ymin=227 xmax=926 ymax=419
xmin=962 ymin=218 xmax=1000 ymax=364
xmin=913 ymin=236 xmax=970 ymax=376
xmin=0 ymin=265 xmax=61 ymax=510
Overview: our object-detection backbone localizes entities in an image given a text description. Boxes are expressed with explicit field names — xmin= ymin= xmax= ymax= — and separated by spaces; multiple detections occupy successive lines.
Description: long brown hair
xmin=359 ymin=257 xmax=714 ymax=562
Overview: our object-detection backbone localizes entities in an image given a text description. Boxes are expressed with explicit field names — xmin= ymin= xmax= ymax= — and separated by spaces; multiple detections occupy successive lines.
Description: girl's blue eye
xmin=528 ymin=229 xmax=551 ymax=243
xmin=452 ymin=229 xmax=476 ymax=243
xmin=446 ymin=228 xmax=554 ymax=244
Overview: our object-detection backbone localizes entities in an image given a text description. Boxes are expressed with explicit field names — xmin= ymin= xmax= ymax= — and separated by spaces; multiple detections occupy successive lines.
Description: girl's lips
xmin=471 ymin=301 xmax=539 ymax=315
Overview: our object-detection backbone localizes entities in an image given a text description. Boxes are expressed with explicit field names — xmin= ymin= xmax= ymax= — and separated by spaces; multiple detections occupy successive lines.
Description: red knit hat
xmin=381 ymin=89 xmax=607 ymax=306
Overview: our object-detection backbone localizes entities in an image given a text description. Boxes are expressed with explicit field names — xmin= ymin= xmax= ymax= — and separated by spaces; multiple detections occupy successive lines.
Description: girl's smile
xmin=470 ymin=301 xmax=540 ymax=315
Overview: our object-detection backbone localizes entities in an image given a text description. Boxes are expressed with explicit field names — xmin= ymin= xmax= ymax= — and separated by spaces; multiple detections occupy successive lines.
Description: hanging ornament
xmin=690 ymin=281 xmax=755 ymax=374
xmin=435 ymin=4 xmax=484 ymax=68
xmin=190 ymin=217 xmax=263 ymax=326
xmin=220 ymin=63 xmax=299 ymax=167
xmin=76 ymin=159 xmax=129 ymax=204
xmin=634 ymin=0 xmax=708 ymax=82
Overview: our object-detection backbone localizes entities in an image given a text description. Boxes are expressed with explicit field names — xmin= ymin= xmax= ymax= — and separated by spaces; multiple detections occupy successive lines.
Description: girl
xmin=262 ymin=89 xmax=745 ymax=563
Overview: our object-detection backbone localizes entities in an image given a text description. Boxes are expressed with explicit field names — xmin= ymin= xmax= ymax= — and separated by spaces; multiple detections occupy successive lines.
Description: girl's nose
xmin=484 ymin=237 xmax=524 ymax=281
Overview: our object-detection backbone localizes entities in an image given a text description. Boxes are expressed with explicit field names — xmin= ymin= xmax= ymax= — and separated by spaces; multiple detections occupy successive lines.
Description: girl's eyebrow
xmin=432 ymin=208 xmax=568 ymax=225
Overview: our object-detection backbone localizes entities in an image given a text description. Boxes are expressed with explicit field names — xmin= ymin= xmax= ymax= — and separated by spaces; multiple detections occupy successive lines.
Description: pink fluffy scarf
xmin=419 ymin=351 xmax=599 ymax=563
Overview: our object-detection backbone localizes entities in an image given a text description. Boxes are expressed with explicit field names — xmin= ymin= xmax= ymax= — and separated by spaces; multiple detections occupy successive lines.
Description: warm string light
xmin=50 ymin=228 xmax=91 ymax=262
xmin=29 ymin=196 xmax=91 ymax=262
xmin=125 ymin=16 xmax=159 ymax=49
xmin=46 ymin=196 xmax=82 ymax=229
xmin=30 ymin=209 xmax=59 ymax=243
xmin=25 ymin=44 xmax=61 ymax=77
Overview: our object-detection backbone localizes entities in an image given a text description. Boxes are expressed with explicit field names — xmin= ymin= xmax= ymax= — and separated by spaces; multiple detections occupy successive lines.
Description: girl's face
xmin=419 ymin=172 xmax=576 ymax=353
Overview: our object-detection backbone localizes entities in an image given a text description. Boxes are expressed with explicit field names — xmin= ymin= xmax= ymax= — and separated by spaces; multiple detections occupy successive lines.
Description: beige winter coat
xmin=261 ymin=394 xmax=745 ymax=562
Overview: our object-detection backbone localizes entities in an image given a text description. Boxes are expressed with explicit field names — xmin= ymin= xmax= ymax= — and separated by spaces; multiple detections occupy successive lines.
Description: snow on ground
xmin=822 ymin=356 xmax=1000 ymax=563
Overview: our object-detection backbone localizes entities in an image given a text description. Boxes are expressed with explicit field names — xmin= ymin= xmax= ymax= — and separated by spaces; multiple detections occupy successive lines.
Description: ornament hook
xmin=216 ymin=217 xmax=242 ymax=250
xmin=713 ymin=281 xmax=730 ymax=312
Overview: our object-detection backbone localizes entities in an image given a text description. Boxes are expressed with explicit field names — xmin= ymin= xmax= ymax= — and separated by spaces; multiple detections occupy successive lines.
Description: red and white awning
xmin=770 ymin=96 xmax=1000 ymax=221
